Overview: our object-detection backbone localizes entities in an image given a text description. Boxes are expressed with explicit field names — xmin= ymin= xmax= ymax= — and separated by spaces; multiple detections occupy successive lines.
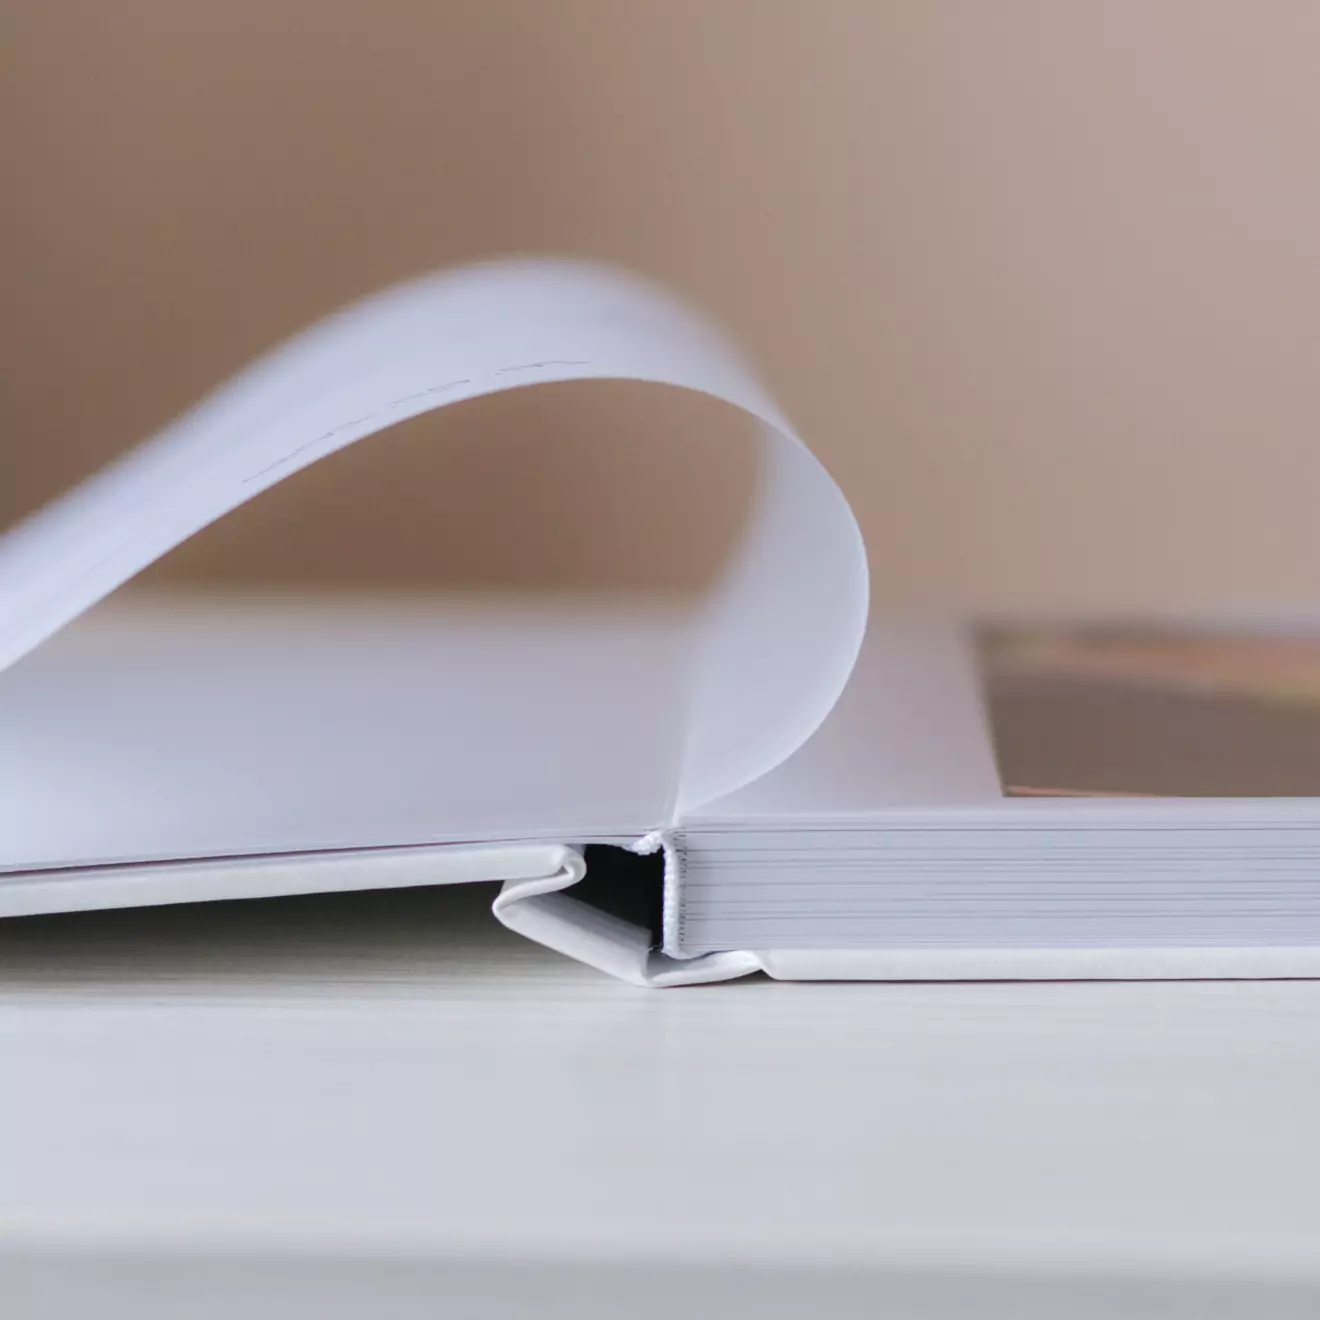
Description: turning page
xmin=0 ymin=261 xmax=868 ymax=871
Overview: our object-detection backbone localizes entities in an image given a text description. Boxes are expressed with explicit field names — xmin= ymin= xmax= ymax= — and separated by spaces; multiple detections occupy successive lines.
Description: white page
xmin=0 ymin=262 xmax=868 ymax=865
xmin=689 ymin=617 xmax=1002 ymax=820
xmin=0 ymin=597 xmax=690 ymax=870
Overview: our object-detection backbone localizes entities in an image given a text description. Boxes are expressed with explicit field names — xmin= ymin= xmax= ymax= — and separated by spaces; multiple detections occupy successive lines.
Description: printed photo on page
xmin=979 ymin=622 xmax=1320 ymax=798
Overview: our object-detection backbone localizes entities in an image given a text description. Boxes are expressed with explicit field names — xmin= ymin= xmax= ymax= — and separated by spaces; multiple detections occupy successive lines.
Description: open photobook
xmin=4 ymin=260 xmax=1320 ymax=984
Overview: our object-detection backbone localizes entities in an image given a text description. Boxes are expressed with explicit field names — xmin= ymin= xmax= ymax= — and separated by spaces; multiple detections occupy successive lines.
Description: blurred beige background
xmin=6 ymin=0 xmax=1320 ymax=610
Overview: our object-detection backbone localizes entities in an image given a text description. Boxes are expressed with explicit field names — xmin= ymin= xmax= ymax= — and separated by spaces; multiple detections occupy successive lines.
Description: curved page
xmin=0 ymin=261 xmax=867 ymax=842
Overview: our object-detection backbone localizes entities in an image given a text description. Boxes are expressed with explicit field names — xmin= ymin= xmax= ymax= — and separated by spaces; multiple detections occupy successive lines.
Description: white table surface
xmin=4 ymin=882 xmax=1320 ymax=1318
